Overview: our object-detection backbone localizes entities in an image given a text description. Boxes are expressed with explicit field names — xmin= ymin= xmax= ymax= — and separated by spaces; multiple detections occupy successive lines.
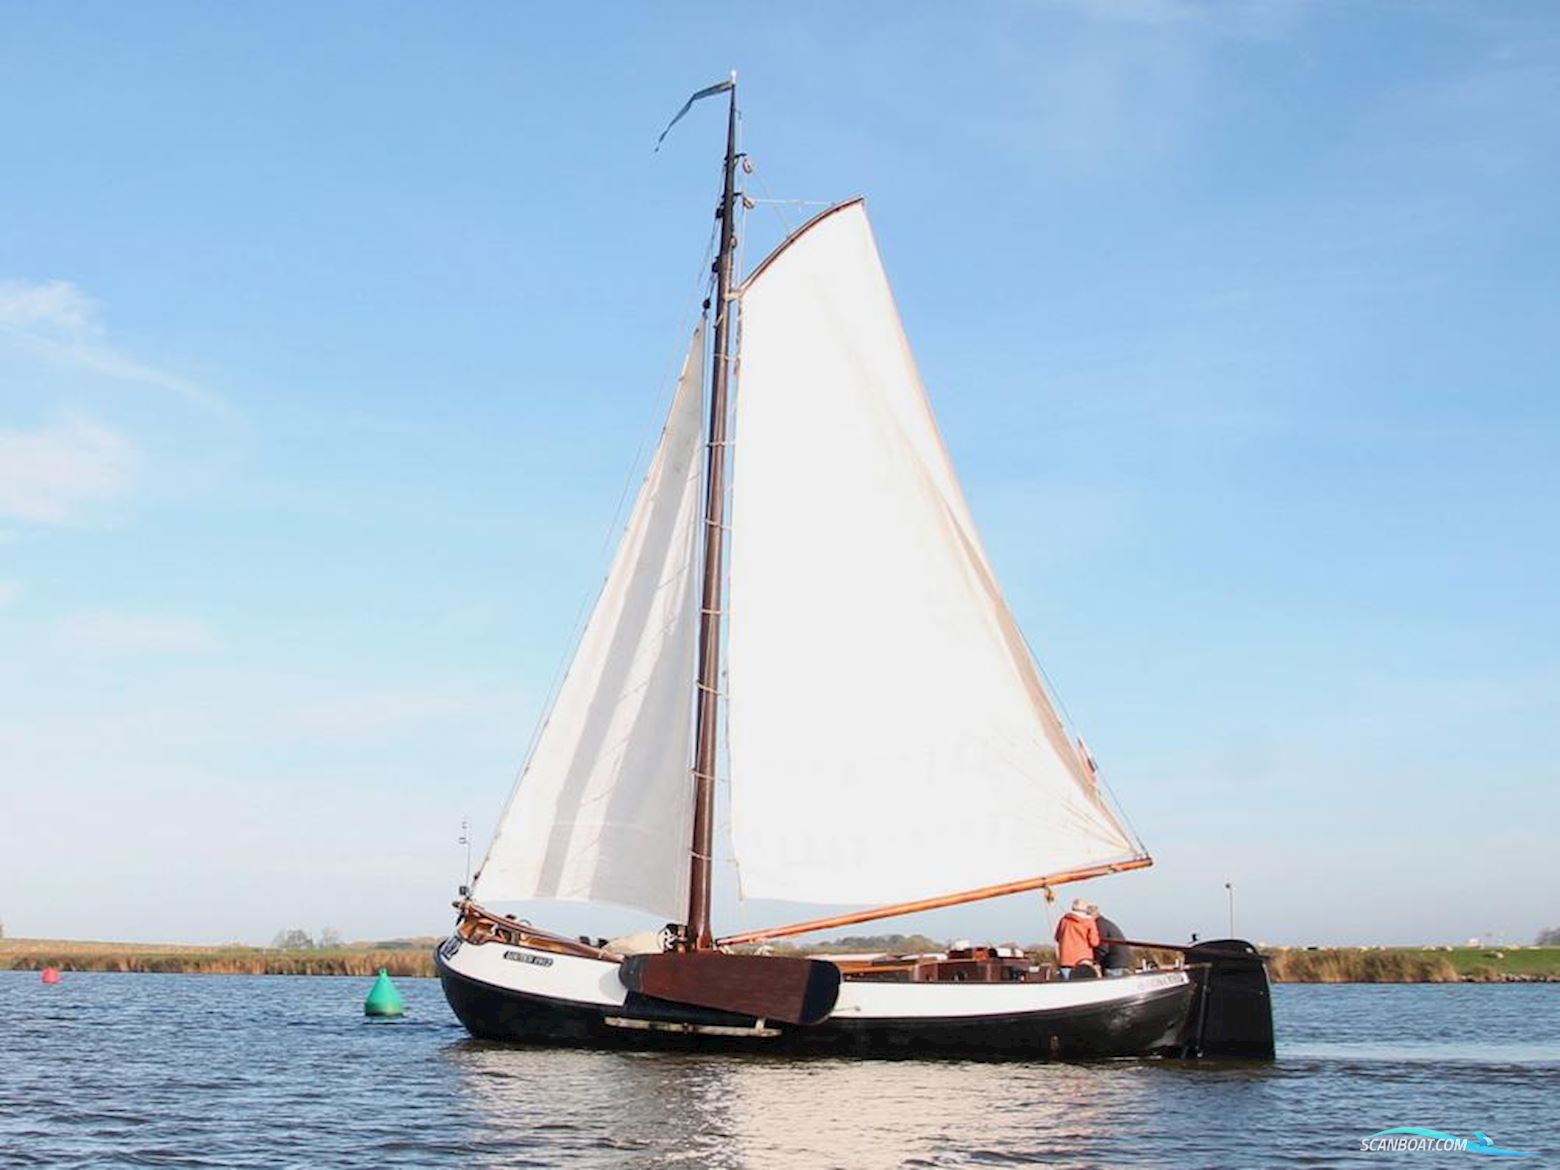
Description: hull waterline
xmin=436 ymin=941 xmax=1200 ymax=1060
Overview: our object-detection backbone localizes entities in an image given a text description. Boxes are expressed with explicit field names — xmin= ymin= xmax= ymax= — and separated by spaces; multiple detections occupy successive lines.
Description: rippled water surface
xmin=2 ymin=973 xmax=1555 ymax=1167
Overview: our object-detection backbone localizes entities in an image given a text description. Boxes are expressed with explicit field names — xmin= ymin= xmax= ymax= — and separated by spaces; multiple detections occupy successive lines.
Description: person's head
xmin=1069 ymin=897 xmax=1092 ymax=916
xmin=1086 ymin=903 xmax=1100 ymax=916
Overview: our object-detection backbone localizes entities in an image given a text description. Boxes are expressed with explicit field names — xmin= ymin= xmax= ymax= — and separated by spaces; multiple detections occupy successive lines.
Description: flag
xmin=655 ymin=78 xmax=734 ymax=151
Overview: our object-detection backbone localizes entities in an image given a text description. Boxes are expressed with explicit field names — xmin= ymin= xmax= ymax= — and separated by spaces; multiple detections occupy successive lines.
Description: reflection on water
xmin=1 ymin=974 xmax=1556 ymax=1168
xmin=434 ymin=984 xmax=1560 ymax=1169
xmin=447 ymin=1043 xmax=1181 ymax=1170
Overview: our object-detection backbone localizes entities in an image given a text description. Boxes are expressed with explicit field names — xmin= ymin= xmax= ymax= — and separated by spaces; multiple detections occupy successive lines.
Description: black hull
xmin=437 ymin=953 xmax=1196 ymax=1060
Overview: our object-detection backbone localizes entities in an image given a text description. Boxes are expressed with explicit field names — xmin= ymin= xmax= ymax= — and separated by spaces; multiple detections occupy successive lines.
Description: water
xmin=1 ymin=973 xmax=1555 ymax=1168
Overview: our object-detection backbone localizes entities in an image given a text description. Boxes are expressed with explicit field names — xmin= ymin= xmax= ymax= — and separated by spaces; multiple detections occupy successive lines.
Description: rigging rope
xmin=1016 ymin=621 xmax=1151 ymax=857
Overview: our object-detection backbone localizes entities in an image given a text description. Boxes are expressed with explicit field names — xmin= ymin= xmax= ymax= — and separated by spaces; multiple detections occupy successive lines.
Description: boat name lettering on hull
xmin=503 ymin=949 xmax=554 ymax=967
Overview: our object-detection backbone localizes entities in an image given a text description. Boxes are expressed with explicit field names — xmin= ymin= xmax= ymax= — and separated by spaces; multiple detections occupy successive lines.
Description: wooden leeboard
xmin=619 ymin=953 xmax=841 ymax=1026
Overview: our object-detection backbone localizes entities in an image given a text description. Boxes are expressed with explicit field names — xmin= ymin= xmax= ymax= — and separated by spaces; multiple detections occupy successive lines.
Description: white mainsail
xmin=727 ymin=201 xmax=1140 ymax=907
xmin=472 ymin=323 xmax=706 ymax=920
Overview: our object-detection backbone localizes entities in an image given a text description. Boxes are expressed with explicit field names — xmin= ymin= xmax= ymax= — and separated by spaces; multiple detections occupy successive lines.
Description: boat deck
xmin=831 ymin=945 xmax=1123 ymax=984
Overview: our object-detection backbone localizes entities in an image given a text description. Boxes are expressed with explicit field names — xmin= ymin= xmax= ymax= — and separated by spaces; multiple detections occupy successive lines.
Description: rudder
xmin=1181 ymin=938 xmax=1275 ymax=1059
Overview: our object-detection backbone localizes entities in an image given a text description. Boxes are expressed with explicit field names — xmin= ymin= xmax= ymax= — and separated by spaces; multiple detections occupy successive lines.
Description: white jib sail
xmin=728 ymin=201 xmax=1139 ymax=907
xmin=472 ymin=323 xmax=706 ymax=920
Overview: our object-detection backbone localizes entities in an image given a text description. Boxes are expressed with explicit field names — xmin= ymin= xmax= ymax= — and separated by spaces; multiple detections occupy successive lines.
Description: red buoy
xmin=41 ymin=967 xmax=62 ymax=985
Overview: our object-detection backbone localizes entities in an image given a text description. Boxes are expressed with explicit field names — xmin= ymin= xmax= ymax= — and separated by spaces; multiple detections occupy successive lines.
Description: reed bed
xmin=1265 ymin=946 xmax=1560 ymax=982
xmin=5 ymin=938 xmax=1555 ymax=982
xmin=1266 ymin=948 xmax=1460 ymax=983
xmin=1 ymin=939 xmax=436 ymax=978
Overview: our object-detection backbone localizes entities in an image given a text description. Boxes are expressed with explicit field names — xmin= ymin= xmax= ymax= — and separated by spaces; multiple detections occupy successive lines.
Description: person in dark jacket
xmin=1089 ymin=903 xmax=1133 ymax=973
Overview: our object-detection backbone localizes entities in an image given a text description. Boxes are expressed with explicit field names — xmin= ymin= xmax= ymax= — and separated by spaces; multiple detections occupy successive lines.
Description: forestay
xmin=472 ymin=323 xmax=706 ymax=920
xmin=727 ymin=202 xmax=1139 ymax=906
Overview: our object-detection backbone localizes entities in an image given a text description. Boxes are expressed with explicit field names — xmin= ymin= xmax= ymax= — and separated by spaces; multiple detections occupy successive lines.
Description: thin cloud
xmin=0 ymin=280 xmax=96 ymax=331
xmin=0 ymin=278 xmax=222 ymax=412
xmin=1053 ymin=0 xmax=1309 ymax=40
xmin=281 ymin=688 xmax=497 ymax=738
xmin=949 ymin=0 xmax=1313 ymax=176
xmin=0 ymin=580 xmax=22 ymax=608
xmin=56 ymin=611 xmax=218 ymax=655
xmin=0 ymin=414 xmax=140 ymax=525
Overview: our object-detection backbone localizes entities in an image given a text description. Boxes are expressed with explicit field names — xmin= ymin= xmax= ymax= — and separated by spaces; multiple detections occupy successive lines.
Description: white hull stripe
xmin=440 ymin=939 xmax=1189 ymax=1021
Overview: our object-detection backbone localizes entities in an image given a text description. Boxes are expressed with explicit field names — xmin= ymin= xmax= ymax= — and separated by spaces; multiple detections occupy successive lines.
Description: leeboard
xmin=619 ymin=952 xmax=841 ymax=1026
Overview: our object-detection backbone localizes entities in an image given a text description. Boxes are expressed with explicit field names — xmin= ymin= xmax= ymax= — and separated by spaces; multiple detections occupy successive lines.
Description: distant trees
xmin=816 ymin=933 xmax=945 ymax=954
xmin=267 ymin=927 xmax=348 ymax=949
xmin=1537 ymin=927 xmax=1560 ymax=946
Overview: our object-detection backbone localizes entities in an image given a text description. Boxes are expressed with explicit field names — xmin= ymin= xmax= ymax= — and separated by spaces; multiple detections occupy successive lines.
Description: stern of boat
xmin=1174 ymin=939 xmax=1276 ymax=1059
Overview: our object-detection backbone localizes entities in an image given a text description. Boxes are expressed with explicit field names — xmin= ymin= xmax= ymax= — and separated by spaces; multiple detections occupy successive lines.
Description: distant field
xmin=4 ymin=937 xmax=1555 ymax=982
xmin=1437 ymin=946 xmax=1560 ymax=976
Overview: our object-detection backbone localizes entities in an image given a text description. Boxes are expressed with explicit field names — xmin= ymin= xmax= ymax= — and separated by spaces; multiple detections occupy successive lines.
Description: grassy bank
xmin=0 ymin=937 xmax=438 ymax=977
xmin=5 ymin=937 xmax=1556 ymax=982
xmin=1265 ymin=946 xmax=1560 ymax=983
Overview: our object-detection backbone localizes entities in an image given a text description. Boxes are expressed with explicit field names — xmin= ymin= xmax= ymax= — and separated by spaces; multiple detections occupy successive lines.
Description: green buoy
xmin=364 ymin=968 xmax=405 ymax=1018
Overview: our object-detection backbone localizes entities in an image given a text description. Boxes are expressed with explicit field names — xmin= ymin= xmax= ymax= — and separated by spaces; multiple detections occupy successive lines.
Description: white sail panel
xmin=728 ymin=202 xmax=1138 ymax=907
xmin=473 ymin=324 xmax=705 ymax=920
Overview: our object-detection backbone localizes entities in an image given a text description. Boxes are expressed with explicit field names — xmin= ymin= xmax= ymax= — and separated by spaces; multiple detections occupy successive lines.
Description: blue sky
xmin=2 ymin=2 xmax=1555 ymax=947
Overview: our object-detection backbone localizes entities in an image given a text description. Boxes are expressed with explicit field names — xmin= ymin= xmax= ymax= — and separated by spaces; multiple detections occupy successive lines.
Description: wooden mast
xmin=686 ymin=73 xmax=739 ymax=950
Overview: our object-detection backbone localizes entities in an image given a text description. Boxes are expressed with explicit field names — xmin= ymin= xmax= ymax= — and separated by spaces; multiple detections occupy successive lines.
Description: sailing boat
xmin=436 ymin=78 xmax=1273 ymax=1060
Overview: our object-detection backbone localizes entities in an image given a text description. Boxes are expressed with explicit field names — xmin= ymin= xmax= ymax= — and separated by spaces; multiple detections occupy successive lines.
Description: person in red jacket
xmin=1054 ymin=898 xmax=1101 ymax=976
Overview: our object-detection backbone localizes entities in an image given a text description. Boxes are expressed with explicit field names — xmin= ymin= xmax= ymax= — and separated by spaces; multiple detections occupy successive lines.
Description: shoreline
xmin=0 ymin=938 xmax=437 ymax=978
xmin=4 ymin=939 xmax=1556 ymax=983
